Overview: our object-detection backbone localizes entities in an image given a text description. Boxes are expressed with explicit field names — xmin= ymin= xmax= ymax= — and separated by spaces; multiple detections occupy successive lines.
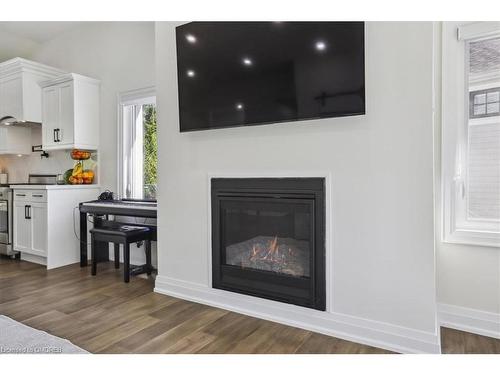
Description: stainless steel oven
xmin=0 ymin=187 xmax=15 ymax=256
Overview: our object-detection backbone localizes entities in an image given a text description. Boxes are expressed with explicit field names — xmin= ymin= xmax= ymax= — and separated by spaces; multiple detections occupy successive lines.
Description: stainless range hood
xmin=0 ymin=116 xmax=16 ymax=125
xmin=0 ymin=116 xmax=41 ymax=127
xmin=0 ymin=116 xmax=41 ymax=155
xmin=0 ymin=122 xmax=32 ymax=155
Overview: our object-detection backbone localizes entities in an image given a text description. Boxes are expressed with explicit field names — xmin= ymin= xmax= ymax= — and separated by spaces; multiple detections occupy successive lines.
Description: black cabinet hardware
xmin=53 ymin=128 xmax=61 ymax=142
xmin=24 ymin=205 xmax=31 ymax=220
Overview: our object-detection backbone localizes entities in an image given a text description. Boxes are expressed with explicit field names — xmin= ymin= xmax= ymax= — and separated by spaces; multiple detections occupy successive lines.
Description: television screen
xmin=176 ymin=22 xmax=365 ymax=132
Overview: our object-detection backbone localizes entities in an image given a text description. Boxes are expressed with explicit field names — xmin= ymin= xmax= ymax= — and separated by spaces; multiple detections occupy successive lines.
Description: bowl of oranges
xmin=66 ymin=149 xmax=95 ymax=184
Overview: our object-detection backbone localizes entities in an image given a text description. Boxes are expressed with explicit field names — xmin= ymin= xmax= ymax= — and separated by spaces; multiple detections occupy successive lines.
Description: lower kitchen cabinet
xmin=13 ymin=200 xmax=47 ymax=257
xmin=13 ymin=186 xmax=100 ymax=269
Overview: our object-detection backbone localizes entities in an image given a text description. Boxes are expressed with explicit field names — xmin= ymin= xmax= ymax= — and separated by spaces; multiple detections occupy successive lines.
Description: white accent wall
xmin=0 ymin=30 xmax=39 ymax=61
xmin=154 ymin=22 xmax=439 ymax=353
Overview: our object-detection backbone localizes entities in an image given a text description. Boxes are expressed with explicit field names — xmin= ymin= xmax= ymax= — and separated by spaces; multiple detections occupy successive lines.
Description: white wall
xmin=438 ymin=243 xmax=499 ymax=313
xmin=434 ymin=22 xmax=500 ymax=338
xmin=0 ymin=30 xmax=39 ymax=61
xmin=155 ymin=22 xmax=439 ymax=353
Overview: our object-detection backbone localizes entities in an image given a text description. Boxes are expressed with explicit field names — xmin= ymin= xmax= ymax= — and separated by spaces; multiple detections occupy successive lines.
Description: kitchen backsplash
xmin=0 ymin=127 xmax=94 ymax=183
xmin=0 ymin=153 xmax=74 ymax=183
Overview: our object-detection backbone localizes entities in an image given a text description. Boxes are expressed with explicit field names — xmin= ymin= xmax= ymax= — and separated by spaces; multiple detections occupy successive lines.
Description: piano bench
xmin=90 ymin=224 xmax=153 ymax=283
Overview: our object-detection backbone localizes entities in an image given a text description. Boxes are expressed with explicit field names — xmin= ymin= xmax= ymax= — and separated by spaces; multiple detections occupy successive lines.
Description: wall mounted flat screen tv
xmin=176 ymin=22 xmax=365 ymax=132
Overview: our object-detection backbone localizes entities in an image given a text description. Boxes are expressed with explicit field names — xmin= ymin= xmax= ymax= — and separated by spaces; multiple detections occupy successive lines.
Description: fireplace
xmin=211 ymin=178 xmax=326 ymax=310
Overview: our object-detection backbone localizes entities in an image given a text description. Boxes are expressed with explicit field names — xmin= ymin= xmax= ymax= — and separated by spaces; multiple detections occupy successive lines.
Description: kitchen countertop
xmin=10 ymin=184 xmax=101 ymax=190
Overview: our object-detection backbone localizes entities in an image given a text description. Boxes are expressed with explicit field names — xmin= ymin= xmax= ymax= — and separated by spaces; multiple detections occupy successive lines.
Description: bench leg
xmin=145 ymin=240 xmax=152 ymax=276
xmin=91 ymin=237 xmax=97 ymax=276
xmin=124 ymin=243 xmax=130 ymax=283
xmin=114 ymin=243 xmax=120 ymax=269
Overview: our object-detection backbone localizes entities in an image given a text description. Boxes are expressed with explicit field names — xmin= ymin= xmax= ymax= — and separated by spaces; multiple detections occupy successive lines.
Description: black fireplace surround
xmin=211 ymin=178 xmax=326 ymax=310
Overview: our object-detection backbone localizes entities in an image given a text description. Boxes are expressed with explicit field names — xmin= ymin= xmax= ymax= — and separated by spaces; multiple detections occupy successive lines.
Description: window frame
xmin=441 ymin=22 xmax=500 ymax=248
xmin=117 ymin=86 xmax=156 ymax=200
xmin=469 ymin=87 xmax=500 ymax=119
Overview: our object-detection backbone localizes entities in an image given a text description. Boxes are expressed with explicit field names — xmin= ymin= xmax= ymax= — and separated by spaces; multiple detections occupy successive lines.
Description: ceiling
xmin=0 ymin=21 xmax=83 ymax=43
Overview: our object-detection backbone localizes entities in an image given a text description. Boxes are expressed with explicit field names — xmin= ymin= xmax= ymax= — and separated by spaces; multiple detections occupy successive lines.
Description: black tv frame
xmin=176 ymin=22 xmax=366 ymax=132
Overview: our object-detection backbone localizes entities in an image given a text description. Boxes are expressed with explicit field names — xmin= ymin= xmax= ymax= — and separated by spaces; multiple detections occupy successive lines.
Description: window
xmin=118 ymin=87 xmax=157 ymax=200
xmin=442 ymin=22 xmax=500 ymax=247
xmin=465 ymin=37 xmax=500 ymax=225
xmin=470 ymin=88 xmax=500 ymax=118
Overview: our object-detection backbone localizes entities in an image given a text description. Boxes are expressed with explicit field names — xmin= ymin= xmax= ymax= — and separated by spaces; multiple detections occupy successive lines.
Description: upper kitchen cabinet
xmin=40 ymin=73 xmax=100 ymax=151
xmin=0 ymin=58 xmax=65 ymax=124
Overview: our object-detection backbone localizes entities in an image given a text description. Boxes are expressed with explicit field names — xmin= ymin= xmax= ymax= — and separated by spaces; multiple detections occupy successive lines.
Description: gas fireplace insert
xmin=211 ymin=178 xmax=326 ymax=310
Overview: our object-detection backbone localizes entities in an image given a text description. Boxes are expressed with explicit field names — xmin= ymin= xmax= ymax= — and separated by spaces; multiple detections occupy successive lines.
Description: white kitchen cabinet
xmin=12 ymin=186 xmax=100 ymax=269
xmin=13 ymin=193 xmax=48 ymax=257
xmin=40 ymin=85 xmax=59 ymax=147
xmin=40 ymin=73 xmax=100 ymax=151
xmin=13 ymin=200 xmax=32 ymax=253
xmin=31 ymin=203 xmax=48 ymax=256
xmin=0 ymin=58 xmax=65 ymax=123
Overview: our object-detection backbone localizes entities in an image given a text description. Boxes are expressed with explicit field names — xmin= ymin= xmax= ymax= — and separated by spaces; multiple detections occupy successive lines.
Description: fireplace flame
xmin=262 ymin=236 xmax=279 ymax=260
xmin=247 ymin=235 xmax=289 ymax=266
xmin=231 ymin=235 xmax=305 ymax=277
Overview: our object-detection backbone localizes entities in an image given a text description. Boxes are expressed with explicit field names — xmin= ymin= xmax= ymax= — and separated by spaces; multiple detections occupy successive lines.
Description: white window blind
xmin=465 ymin=37 xmax=500 ymax=224
xmin=467 ymin=121 xmax=500 ymax=221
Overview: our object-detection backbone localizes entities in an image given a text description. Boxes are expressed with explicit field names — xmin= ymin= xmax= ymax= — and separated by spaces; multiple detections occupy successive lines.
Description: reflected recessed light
xmin=186 ymin=34 xmax=197 ymax=43
xmin=315 ymin=41 xmax=327 ymax=51
xmin=242 ymin=57 xmax=253 ymax=66
xmin=186 ymin=69 xmax=196 ymax=77
xmin=236 ymin=103 xmax=244 ymax=110
xmin=17 ymin=154 xmax=23 ymax=157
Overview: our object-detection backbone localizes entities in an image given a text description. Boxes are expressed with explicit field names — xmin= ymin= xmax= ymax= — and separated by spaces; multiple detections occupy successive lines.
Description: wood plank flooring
xmin=0 ymin=258 xmax=498 ymax=354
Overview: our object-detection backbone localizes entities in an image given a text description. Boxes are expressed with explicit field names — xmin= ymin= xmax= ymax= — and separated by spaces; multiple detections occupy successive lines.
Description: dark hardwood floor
xmin=0 ymin=258 xmax=498 ymax=354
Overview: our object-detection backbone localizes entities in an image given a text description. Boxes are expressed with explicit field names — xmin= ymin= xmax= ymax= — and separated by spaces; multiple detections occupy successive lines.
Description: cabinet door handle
xmin=54 ymin=128 xmax=61 ymax=142
xmin=32 ymin=194 xmax=43 ymax=198
xmin=26 ymin=205 xmax=31 ymax=220
xmin=16 ymin=193 xmax=26 ymax=197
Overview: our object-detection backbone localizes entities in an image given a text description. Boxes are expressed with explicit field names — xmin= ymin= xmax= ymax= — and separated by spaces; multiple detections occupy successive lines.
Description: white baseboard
xmin=20 ymin=253 xmax=47 ymax=266
xmin=438 ymin=303 xmax=500 ymax=339
xmin=154 ymin=275 xmax=441 ymax=354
